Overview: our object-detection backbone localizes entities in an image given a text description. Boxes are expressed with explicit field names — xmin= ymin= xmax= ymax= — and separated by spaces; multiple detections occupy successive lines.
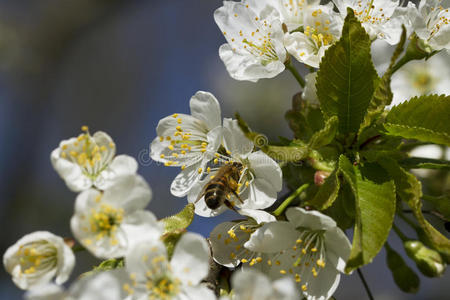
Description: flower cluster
xmin=4 ymin=0 xmax=450 ymax=299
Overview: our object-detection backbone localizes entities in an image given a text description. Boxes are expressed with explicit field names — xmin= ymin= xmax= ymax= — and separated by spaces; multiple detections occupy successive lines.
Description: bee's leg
xmin=224 ymin=200 xmax=238 ymax=213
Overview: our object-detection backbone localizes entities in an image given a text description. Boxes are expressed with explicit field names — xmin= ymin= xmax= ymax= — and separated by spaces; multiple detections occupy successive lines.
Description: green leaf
xmin=161 ymin=230 xmax=185 ymax=260
xmin=399 ymin=157 xmax=450 ymax=170
xmin=81 ymin=258 xmax=124 ymax=278
xmin=161 ymin=203 xmax=195 ymax=234
xmin=378 ymin=157 xmax=450 ymax=256
xmin=307 ymin=170 xmax=340 ymax=210
xmin=384 ymin=95 xmax=450 ymax=146
xmin=339 ymin=155 xmax=396 ymax=272
xmin=308 ymin=116 xmax=338 ymax=149
xmin=316 ymin=8 xmax=377 ymax=134
xmin=236 ymin=112 xmax=309 ymax=162
xmin=358 ymin=26 xmax=406 ymax=136
xmin=385 ymin=243 xmax=420 ymax=293
xmin=324 ymin=181 xmax=355 ymax=230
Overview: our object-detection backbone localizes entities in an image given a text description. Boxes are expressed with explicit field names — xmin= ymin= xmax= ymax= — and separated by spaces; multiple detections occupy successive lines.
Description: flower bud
xmin=3 ymin=231 xmax=75 ymax=290
xmin=314 ymin=171 xmax=331 ymax=186
xmin=404 ymin=240 xmax=446 ymax=277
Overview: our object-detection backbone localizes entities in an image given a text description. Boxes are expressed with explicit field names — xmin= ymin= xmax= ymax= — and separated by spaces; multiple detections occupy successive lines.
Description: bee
xmin=195 ymin=162 xmax=244 ymax=211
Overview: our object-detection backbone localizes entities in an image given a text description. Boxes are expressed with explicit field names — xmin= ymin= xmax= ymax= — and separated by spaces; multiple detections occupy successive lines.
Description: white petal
xmin=24 ymin=283 xmax=65 ymax=300
xmin=247 ymin=151 xmax=282 ymax=191
xmin=223 ymin=118 xmax=254 ymax=157
xmin=95 ymin=155 xmax=138 ymax=189
xmin=284 ymin=32 xmax=322 ymax=68
xmin=102 ymin=175 xmax=152 ymax=213
xmin=69 ymin=269 xmax=127 ymax=300
xmin=324 ymin=227 xmax=352 ymax=273
xmin=171 ymin=161 xmax=204 ymax=197
xmin=218 ymin=43 xmax=285 ymax=82
xmin=244 ymin=221 xmax=298 ymax=253
xmin=190 ymin=91 xmax=222 ymax=130
xmin=178 ymin=285 xmax=216 ymax=300
xmin=272 ymin=276 xmax=300 ymax=300
xmin=286 ymin=207 xmax=337 ymax=231
xmin=209 ymin=221 xmax=253 ymax=267
xmin=239 ymin=209 xmax=276 ymax=224
xmin=51 ymin=148 xmax=91 ymax=192
xmin=55 ymin=238 xmax=76 ymax=285
xmin=171 ymin=232 xmax=210 ymax=286
xmin=302 ymin=264 xmax=340 ymax=300
xmin=239 ymin=177 xmax=278 ymax=210
xmin=122 ymin=210 xmax=163 ymax=248
xmin=231 ymin=269 xmax=273 ymax=300
xmin=126 ymin=238 xmax=169 ymax=282
xmin=156 ymin=114 xmax=209 ymax=139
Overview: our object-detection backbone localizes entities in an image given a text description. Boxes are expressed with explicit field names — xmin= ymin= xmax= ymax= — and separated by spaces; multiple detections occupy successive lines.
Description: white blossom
xmin=390 ymin=50 xmax=450 ymax=106
xmin=284 ymin=3 xmax=343 ymax=68
xmin=214 ymin=0 xmax=287 ymax=82
xmin=3 ymin=231 xmax=75 ymax=290
xmin=124 ymin=232 xmax=216 ymax=300
xmin=25 ymin=270 xmax=127 ymax=300
xmin=411 ymin=0 xmax=450 ymax=51
xmin=244 ymin=207 xmax=351 ymax=300
xmin=221 ymin=269 xmax=300 ymax=300
xmin=150 ymin=91 xmax=223 ymax=197
xmin=269 ymin=0 xmax=321 ymax=32
xmin=51 ymin=127 xmax=138 ymax=192
xmin=188 ymin=118 xmax=282 ymax=217
xmin=71 ymin=174 xmax=162 ymax=259
xmin=209 ymin=210 xmax=276 ymax=267
xmin=333 ymin=0 xmax=410 ymax=44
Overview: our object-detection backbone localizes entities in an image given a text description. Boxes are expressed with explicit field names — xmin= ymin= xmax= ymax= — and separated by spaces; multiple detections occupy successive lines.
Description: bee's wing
xmin=194 ymin=181 xmax=209 ymax=203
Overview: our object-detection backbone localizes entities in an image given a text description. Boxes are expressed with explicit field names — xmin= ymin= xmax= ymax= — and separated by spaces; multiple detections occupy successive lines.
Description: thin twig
xmin=357 ymin=268 xmax=375 ymax=300
xmin=285 ymin=62 xmax=305 ymax=88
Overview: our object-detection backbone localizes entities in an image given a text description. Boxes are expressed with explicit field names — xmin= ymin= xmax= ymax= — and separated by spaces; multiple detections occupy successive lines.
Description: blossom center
xmin=303 ymin=8 xmax=335 ymax=53
xmin=353 ymin=0 xmax=391 ymax=25
xmin=16 ymin=241 xmax=57 ymax=275
xmin=160 ymin=114 xmax=209 ymax=169
xmin=88 ymin=202 xmax=124 ymax=243
xmin=60 ymin=127 xmax=114 ymax=178
xmin=427 ymin=5 xmax=449 ymax=39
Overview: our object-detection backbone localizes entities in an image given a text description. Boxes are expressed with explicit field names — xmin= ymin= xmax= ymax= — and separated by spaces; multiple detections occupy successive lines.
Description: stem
xmin=273 ymin=183 xmax=309 ymax=216
xmin=392 ymin=223 xmax=409 ymax=242
xmin=285 ymin=62 xmax=305 ymax=88
xmin=357 ymin=268 xmax=374 ymax=300
xmin=359 ymin=135 xmax=381 ymax=150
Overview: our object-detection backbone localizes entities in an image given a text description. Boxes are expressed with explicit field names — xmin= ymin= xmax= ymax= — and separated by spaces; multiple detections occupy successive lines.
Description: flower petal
xmin=51 ymin=148 xmax=91 ymax=192
xmin=95 ymin=155 xmax=138 ymax=189
xmin=302 ymin=264 xmax=340 ymax=300
xmin=286 ymin=207 xmax=337 ymax=231
xmin=177 ymin=285 xmax=216 ymax=300
xmin=126 ymin=238 xmax=169 ymax=282
xmin=231 ymin=269 xmax=273 ymax=299
xmin=171 ymin=233 xmax=210 ymax=286
xmin=171 ymin=161 xmax=204 ymax=197
xmin=247 ymin=151 xmax=282 ymax=191
xmin=218 ymin=44 xmax=285 ymax=82
xmin=324 ymin=227 xmax=352 ymax=273
xmin=239 ymin=208 xmax=276 ymax=224
xmin=189 ymin=91 xmax=222 ymax=130
xmin=223 ymin=118 xmax=254 ymax=157
xmin=244 ymin=221 xmax=298 ymax=253
xmin=239 ymin=177 xmax=278 ymax=210
xmin=69 ymin=269 xmax=127 ymax=300
xmin=210 ymin=221 xmax=254 ymax=267
xmin=102 ymin=175 xmax=152 ymax=213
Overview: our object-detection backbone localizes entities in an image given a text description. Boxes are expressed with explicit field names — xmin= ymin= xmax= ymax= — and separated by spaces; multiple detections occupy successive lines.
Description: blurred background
xmin=0 ymin=0 xmax=448 ymax=299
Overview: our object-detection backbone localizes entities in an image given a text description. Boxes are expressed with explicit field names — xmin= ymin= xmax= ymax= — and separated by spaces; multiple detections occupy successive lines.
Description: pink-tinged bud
xmin=314 ymin=171 xmax=331 ymax=186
